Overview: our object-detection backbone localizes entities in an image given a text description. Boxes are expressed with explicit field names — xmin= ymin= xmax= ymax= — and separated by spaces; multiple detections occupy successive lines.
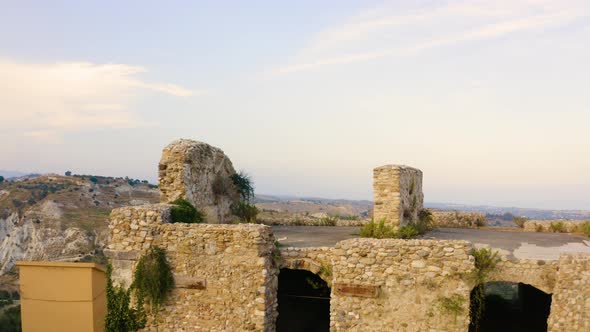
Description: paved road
xmin=271 ymin=226 xmax=590 ymax=260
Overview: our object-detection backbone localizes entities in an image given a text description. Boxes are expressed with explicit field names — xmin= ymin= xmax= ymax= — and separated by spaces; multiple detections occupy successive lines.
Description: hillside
xmin=0 ymin=174 xmax=159 ymax=277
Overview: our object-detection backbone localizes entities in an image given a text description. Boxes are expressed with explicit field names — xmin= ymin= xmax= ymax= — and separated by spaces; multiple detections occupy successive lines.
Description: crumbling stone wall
xmin=330 ymin=238 xmax=474 ymax=332
xmin=158 ymin=139 xmax=240 ymax=223
xmin=547 ymin=254 xmax=590 ymax=332
xmin=373 ymin=165 xmax=423 ymax=227
xmin=106 ymin=204 xmax=278 ymax=332
xmin=523 ymin=219 xmax=589 ymax=234
xmin=431 ymin=210 xmax=487 ymax=228
xmin=106 ymin=205 xmax=588 ymax=332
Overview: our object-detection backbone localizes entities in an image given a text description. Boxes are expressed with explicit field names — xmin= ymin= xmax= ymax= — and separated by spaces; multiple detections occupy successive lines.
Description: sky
xmin=0 ymin=0 xmax=589 ymax=209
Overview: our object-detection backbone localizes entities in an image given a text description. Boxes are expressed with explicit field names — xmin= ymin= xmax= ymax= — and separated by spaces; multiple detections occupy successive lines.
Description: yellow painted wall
xmin=17 ymin=261 xmax=107 ymax=332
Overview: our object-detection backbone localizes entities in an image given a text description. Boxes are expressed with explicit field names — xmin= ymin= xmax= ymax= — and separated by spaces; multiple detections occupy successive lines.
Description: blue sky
xmin=1 ymin=0 xmax=589 ymax=209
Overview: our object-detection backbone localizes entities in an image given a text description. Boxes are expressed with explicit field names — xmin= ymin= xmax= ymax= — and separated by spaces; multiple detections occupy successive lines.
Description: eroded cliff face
xmin=0 ymin=212 xmax=95 ymax=274
xmin=0 ymin=175 xmax=159 ymax=275
xmin=158 ymin=139 xmax=241 ymax=223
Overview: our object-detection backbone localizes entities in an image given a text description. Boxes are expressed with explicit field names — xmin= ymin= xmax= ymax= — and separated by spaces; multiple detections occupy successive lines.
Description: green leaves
xmin=132 ymin=246 xmax=175 ymax=313
xmin=170 ymin=198 xmax=204 ymax=223
xmin=105 ymin=264 xmax=146 ymax=332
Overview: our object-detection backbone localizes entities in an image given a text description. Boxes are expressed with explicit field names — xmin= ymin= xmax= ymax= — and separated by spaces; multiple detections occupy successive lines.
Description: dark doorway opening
xmin=276 ymin=268 xmax=330 ymax=332
xmin=469 ymin=282 xmax=552 ymax=332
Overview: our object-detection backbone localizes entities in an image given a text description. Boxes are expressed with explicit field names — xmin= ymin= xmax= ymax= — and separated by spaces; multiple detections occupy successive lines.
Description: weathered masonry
xmin=373 ymin=165 xmax=424 ymax=227
xmin=106 ymin=141 xmax=589 ymax=331
xmin=106 ymin=208 xmax=590 ymax=331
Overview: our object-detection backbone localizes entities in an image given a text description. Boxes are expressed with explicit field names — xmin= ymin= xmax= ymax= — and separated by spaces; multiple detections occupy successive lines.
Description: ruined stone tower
xmin=373 ymin=165 xmax=423 ymax=227
xmin=158 ymin=139 xmax=240 ymax=223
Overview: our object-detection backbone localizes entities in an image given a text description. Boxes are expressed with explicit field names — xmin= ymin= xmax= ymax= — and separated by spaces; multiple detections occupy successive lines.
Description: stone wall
xmin=547 ymin=254 xmax=590 ymax=332
xmin=523 ymin=219 xmax=589 ymax=234
xmin=158 ymin=139 xmax=240 ymax=224
xmin=431 ymin=210 xmax=486 ymax=229
xmin=107 ymin=204 xmax=589 ymax=332
xmin=107 ymin=204 xmax=278 ymax=332
xmin=330 ymin=238 xmax=474 ymax=332
xmin=373 ymin=165 xmax=423 ymax=227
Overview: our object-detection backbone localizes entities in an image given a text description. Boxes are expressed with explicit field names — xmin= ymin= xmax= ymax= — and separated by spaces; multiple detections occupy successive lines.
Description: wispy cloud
xmin=270 ymin=0 xmax=589 ymax=75
xmin=0 ymin=59 xmax=197 ymax=141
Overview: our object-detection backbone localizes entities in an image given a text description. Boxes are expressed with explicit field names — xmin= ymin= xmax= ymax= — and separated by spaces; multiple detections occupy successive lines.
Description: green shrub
xmin=0 ymin=305 xmax=21 ymax=332
xmin=417 ymin=209 xmax=434 ymax=233
xmin=230 ymin=171 xmax=254 ymax=202
xmin=319 ymin=216 xmax=338 ymax=226
xmin=359 ymin=219 xmax=397 ymax=239
xmin=398 ymin=225 xmax=419 ymax=239
xmin=132 ymin=246 xmax=174 ymax=314
xmin=550 ymin=221 xmax=565 ymax=233
xmin=170 ymin=198 xmax=204 ymax=223
xmin=438 ymin=294 xmax=465 ymax=317
xmin=105 ymin=264 xmax=146 ymax=332
xmin=475 ymin=216 xmax=486 ymax=228
xmin=469 ymin=248 xmax=500 ymax=332
xmin=513 ymin=216 xmax=528 ymax=228
xmin=231 ymin=202 xmax=259 ymax=223
xmin=579 ymin=222 xmax=590 ymax=237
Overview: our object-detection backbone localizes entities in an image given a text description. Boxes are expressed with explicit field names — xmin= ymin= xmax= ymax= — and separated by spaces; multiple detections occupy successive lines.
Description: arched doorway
xmin=276 ymin=268 xmax=330 ymax=332
xmin=469 ymin=282 xmax=552 ymax=332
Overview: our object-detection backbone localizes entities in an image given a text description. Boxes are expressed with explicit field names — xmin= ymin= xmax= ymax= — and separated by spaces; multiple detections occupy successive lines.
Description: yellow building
xmin=17 ymin=261 xmax=107 ymax=332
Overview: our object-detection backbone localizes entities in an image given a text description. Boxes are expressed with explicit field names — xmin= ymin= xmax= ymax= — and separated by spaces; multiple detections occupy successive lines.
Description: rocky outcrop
xmin=158 ymin=139 xmax=240 ymax=223
xmin=0 ymin=212 xmax=95 ymax=274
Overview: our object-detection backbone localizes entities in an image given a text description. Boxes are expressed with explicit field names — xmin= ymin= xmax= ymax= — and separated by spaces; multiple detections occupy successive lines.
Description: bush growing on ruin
xmin=230 ymin=171 xmax=259 ymax=223
xmin=549 ymin=221 xmax=565 ymax=233
xmin=105 ymin=264 xmax=146 ymax=332
xmin=417 ymin=209 xmax=434 ymax=233
xmin=132 ymin=246 xmax=174 ymax=315
xmin=438 ymin=294 xmax=466 ymax=322
xmin=398 ymin=225 xmax=419 ymax=239
xmin=359 ymin=219 xmax=397 ymax=239
xmin=513 ymin=216 xmax=528 ymax=228
xmin=170 ymin=198 xmax=204 ymax=223
xmin=231 ymin=201 xmax=259 ymax=223
xmin=230 ymin=171 xmax=254 ymax=202
xmin=469 ymin=248 xmax=500 ymax=332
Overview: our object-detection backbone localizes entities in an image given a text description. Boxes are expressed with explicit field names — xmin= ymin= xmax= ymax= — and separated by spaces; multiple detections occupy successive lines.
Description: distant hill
xmin=0 ymin=174 xmax=159 ymax=277
xmin=426 ymin=202 xmax=590 ymax=220
xmin=256 ymin=194 xmax=590 ymax=221
xmin=0 ymin=170 xmax=31 ymax=179
xmin=255 ymin=194 xmax=372 ymax=217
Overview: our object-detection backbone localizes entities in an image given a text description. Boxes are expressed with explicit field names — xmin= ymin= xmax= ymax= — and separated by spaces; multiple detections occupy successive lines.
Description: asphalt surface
xmin=271 ymin=226 xmax=590 ymax=260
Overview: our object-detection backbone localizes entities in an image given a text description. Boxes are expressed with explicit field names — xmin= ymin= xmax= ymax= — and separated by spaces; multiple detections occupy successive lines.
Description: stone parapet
xmin=431 ymin=210 xmax=486 ymax=228
xmin=523 ymin=219 xmax=589 ymax=234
